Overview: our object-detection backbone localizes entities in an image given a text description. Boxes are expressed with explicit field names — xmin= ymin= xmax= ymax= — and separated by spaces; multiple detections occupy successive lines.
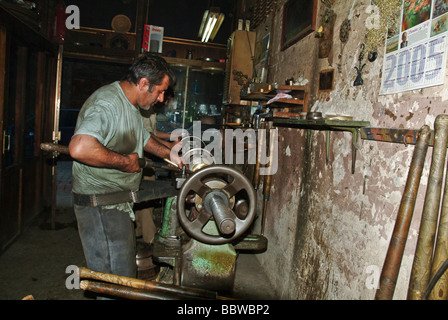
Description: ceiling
xmin=67 ymin=0 xmax=236 ymax=44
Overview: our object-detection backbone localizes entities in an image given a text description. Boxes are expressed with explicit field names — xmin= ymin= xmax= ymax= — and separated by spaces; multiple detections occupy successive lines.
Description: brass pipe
xmin=429 ymin=145 xmax=448 ymax=299
xmin=80 ymin=280 xmax=187 ymax=300
xmin=408 ymin=115 xmax=448 ymax=300
xmin=78 ymin=267 xmax=219 ymax=300
xmin=261 ymin=121 xmax=274 ymax=235
xmin=375 ymin=125 xmax=431 ymax=300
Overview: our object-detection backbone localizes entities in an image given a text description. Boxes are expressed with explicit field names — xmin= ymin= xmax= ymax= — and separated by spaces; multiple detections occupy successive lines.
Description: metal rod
xmin=408 ymin=115 xmax=448 ymax=300
xmin=80 ymin=280 xmax=187 ymax=300
xmin=40 ymin=142 xmax=189 ymax=173
xmin=261 ymin=121 xmax=274 ymax=235
xmin=428 ymin=136 xmax=448 ymax=299
xmin=253 ymin=122 xmax=266 ymax=190
xmin=375 ymin=125 xmax=431 ymax=300
xmin=78 ymin=267 xmax=219 ymax=300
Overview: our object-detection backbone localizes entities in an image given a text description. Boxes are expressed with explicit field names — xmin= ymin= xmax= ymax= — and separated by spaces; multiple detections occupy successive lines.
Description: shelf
xmin=269 ymin=98 xmax=306 ymax=105
xmin=277 ymin=85 xmax=309 ymax=91
xmin=240 ymin=84 xmax=309 ymax=111
xmin=272 ymin=118 xmax=371 ymax=174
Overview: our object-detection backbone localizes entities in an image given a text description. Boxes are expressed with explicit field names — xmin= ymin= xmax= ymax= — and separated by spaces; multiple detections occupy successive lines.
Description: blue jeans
xmin=74 ymin=204 xmax=137 ymax=278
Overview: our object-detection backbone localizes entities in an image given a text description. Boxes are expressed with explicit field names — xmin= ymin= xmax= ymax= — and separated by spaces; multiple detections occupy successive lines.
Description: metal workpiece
xmin=203 ymin=190 xmax=236 ymax=235
xmin=408 ymin=115 xmax=448 ymax=300
xmin=375 ymin=125 xmax=431 ymax=300
xmin=78 ymin=267 xmax=220 ymax=300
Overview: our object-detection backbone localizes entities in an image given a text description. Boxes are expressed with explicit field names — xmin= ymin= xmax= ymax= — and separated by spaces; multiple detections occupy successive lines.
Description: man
xmin=68 ymin=53 xmax=182 ymax=282
xmin=135 ymin=86 xmax=179 ymax=244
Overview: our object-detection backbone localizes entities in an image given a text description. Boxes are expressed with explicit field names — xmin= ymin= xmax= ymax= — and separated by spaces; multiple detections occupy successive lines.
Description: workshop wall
xmin=251 ymin=0 xmax=445 ymax=299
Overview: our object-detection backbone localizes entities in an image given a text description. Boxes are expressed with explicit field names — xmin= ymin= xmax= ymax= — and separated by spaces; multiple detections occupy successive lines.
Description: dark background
xmin=67 ymin=0 xmax=236 ymax=44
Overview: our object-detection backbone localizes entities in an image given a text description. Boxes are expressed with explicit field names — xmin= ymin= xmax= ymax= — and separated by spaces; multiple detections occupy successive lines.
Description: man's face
xmin=138 ymin=75 xmax=170 ymax=110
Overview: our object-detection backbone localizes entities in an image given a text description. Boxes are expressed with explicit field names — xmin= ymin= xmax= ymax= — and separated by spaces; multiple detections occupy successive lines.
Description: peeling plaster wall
xmin=250 ymin=0 xmax=446 ymax=299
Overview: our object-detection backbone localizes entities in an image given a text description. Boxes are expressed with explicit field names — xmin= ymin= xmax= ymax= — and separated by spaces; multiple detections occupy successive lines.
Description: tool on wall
xmin=318 ymin=9 xmax=337 ymax=66
xmin=353 ymin=43 xmax=366 ymax=86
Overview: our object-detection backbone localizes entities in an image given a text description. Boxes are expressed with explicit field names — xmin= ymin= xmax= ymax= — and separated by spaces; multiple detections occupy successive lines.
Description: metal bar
xmin=408 ymin=115 xmax=448 ymax=300
xmin=360 ymin=127 xmax=435 ymax=146
xmin=78 ymin=267 xmax=219 ymax=300
xmin=80 ymin=280 xmax=187 ymax=300
xmin=375 ymin=125 xmax=431 ymax=300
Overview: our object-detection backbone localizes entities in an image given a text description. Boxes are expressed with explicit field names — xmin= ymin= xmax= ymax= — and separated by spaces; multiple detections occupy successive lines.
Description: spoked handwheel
xmin=177 ymin=165 xmax=256 ymax=245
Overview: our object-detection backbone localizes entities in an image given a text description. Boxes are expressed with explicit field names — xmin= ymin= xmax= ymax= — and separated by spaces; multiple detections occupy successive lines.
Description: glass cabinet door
xmin=156 ymin=64 xmax=224 ymax=135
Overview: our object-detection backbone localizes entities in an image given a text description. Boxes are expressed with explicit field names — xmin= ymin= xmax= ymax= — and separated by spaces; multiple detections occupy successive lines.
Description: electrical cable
xmin=422 ymin=257 xmax=448 ymax=300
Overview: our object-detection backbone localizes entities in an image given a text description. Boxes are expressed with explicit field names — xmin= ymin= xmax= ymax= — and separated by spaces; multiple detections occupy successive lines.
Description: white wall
xmin=250 ymin=0 xmax=446 ymax=299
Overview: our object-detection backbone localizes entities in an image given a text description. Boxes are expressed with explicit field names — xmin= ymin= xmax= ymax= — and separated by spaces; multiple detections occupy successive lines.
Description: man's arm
xmin=144 ymin=135 xmax=182 ymax=167
xmin=154 ymin=130 xmax=172 ymax=140
xmin=69 ymin=134 xmax=141 ymax=173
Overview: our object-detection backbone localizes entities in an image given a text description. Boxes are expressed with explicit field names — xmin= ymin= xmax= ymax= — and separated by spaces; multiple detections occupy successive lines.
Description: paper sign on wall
xmin=380 ymin=0 xmax=448 ymax=95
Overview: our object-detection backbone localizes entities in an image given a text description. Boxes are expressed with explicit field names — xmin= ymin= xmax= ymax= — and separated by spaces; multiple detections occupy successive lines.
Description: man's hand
xmin=122 ymin=153 xmax=142 ymax=173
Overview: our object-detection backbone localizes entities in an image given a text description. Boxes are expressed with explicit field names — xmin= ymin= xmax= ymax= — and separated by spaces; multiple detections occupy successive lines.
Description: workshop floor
xmin=0 ymin=161 xmax=277 ymax=300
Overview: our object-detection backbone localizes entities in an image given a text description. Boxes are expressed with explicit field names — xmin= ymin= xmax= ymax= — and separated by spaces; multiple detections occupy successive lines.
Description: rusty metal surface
xmin=375 ymin=125 xmax=431 ymax=300
xmin=360 ymin=127 xmax=435 ymax=146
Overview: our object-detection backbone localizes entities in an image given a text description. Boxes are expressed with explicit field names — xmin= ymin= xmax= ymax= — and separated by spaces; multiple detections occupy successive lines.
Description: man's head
xmin=155 ymin=86 xmax=175 ymax=108
xmin=124 ymin=53 xmax=176 ymax=109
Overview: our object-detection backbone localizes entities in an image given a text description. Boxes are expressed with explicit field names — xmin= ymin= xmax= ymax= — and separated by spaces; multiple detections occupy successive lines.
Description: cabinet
xmin=0 ymin=5 xmax=57 ymax=252
xmin=156 ymin=57 xmax=225 ymax=133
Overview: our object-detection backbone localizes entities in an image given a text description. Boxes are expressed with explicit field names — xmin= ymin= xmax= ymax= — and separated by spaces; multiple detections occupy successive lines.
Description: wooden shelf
xmin=240 ymin=84 xmax=309 ymax=112
xmin=271 ymin=98 xmax=306 ymax=105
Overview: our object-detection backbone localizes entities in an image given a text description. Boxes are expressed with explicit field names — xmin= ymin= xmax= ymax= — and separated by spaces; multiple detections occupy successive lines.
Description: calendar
xmin=380 ymin=0 xmax=448 ymax=95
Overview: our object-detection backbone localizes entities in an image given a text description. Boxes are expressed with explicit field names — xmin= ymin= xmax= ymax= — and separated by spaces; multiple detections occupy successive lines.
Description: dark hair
xmin=123 ymin=53 xmax=175 ymax=92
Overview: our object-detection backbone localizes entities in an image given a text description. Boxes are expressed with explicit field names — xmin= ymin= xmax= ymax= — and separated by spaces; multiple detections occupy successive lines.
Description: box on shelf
xmin=143 ymin=25 xmax=164 ymax=53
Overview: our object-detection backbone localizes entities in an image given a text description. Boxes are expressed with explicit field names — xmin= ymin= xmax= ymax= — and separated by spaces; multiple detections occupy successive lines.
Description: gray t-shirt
xmin=72 ymin=81 xmax=151 ymax=215
xmin=140 ymin=105 xmax=157 ymax=135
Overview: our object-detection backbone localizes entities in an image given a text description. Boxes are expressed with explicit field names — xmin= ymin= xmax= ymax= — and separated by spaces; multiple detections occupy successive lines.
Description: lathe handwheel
xmin=177 ymin=165 xmax=256 ymax=245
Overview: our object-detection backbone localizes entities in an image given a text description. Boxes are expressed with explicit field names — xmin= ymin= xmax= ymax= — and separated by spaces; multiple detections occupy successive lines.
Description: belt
xmin=73 ymin=191 xmax=138 ymax=207
xmin=73 ymin=180 xmax=178 ymax=207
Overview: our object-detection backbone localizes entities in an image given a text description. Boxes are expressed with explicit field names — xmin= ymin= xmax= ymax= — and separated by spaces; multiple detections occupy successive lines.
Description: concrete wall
xmin=250 ymin=0 xmax=446 ymax=299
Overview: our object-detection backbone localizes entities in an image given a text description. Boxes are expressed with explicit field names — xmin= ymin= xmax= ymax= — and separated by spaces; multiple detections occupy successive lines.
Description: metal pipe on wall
xmin=375 ymin=125 xmax=431 ymax=300
xmin=408 ymin=115 xmax=448 ymax=300
xmin=428 ymin=149 xmax=448 ymax=299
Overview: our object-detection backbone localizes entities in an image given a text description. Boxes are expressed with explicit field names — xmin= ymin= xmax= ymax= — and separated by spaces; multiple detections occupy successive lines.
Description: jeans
xmin=74 ymin=204 xmax=137 ymax=278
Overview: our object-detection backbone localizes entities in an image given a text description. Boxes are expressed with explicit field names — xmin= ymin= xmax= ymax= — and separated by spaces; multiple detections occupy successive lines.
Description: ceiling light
xmin=198 ymin=8 xmax=224 ymax=43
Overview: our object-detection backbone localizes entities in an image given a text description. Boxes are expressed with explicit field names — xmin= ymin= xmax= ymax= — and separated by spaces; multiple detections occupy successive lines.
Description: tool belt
xmin=73 ymin=191 xmax=138 ymax=207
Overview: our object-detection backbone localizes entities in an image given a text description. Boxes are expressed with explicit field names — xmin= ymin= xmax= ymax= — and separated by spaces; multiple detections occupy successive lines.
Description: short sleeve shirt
xmin=72 ymin=81 xmax=151 ymax=198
